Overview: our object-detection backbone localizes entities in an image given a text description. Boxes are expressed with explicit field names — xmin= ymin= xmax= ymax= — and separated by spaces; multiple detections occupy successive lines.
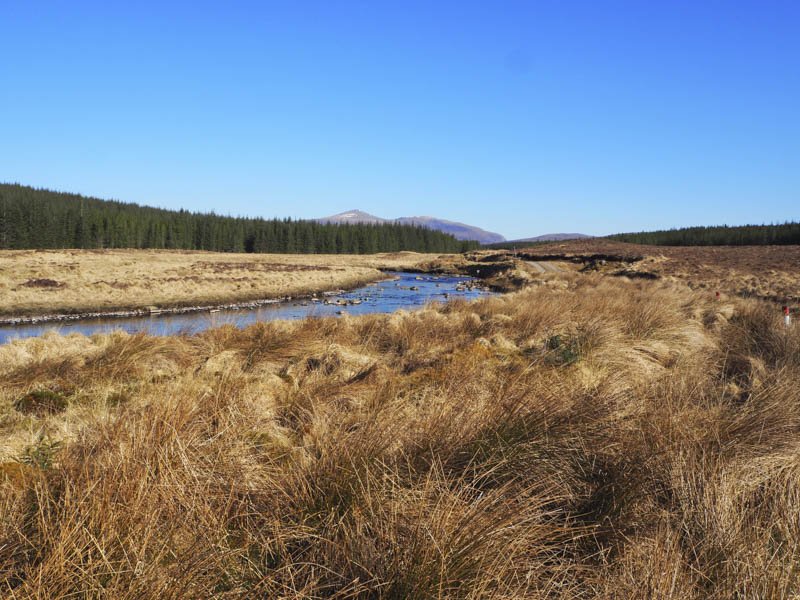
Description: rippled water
xmin=0 ymin=272 xmax=493 ymax=345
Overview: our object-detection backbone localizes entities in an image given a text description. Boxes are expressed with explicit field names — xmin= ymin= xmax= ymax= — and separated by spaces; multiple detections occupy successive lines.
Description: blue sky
xmin=1 ymin=1 xmax=798 ymax=239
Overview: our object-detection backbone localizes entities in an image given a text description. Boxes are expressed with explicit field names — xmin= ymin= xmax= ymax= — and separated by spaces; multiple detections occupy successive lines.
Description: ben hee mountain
xmin=316 ymin=210 xmax=595 ymax=244
xmin=316 ymin=209 xmax=507 ymax=244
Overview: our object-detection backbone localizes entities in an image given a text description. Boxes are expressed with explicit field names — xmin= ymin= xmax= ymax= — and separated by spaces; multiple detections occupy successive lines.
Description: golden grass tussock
xmin=0 ymin=249 xmax=454 ymax=317
xmin=1 ymin=273 xmax=799 ymax=598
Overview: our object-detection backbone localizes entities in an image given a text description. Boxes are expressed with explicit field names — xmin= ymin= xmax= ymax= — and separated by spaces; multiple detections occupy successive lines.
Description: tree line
xmin=0 ymin=184 xmax=479 ymax=254
xmin=484 ymin=223 xmax=800 ymax=251
xmin=608 ymin=222 xmax=800 ymax=246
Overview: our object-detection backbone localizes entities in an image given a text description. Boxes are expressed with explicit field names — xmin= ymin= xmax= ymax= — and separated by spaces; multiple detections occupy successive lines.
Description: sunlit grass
xmin=1 ymin=273 xmax=798 ymax=598
xmin=0 ymin=249 xmax=459 ymax=317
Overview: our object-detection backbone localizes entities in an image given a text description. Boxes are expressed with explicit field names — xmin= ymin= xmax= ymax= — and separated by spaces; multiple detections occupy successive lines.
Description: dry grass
xmin=1 ymin=273 xmax=799 ymax=598
xmin=0 ymin=249 xmax=454 ymax=317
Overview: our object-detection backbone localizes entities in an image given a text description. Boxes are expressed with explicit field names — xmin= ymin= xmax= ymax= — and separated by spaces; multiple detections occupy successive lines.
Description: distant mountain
xmin=316 ymin=210 xmax=506 ymax=244
xmin=317 ymin=210 xmax=387 ymax=225
xmin=395 ymin=217 xmax=505 ymax=244
xmin=511 ymin=233 xmax=593 ymax=243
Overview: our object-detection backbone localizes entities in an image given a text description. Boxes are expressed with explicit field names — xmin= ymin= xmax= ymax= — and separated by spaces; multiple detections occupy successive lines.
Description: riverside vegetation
xmin=1 ymin=271 xmax=799 ymax=598
xmin=0 ymin=249 xmax=468 ymax=318
xmin=0 ymin=249 xmax=523 ymax=320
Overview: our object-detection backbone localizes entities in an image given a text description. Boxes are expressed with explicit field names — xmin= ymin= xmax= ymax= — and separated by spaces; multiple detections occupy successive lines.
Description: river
xmin=0 ymin=272 xmax=493 ymax=345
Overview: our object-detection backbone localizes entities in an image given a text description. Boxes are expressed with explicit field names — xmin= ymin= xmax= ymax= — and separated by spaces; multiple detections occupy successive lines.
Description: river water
xmin=0 ymin=272 xmax=493 ymax=345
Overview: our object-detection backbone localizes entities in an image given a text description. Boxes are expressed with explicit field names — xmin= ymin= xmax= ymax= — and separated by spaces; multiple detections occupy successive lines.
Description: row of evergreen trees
xmin=608 ymin=222 xmax=800 ymax=246
xmin=0 ymin=184 xmax=478 ymax=254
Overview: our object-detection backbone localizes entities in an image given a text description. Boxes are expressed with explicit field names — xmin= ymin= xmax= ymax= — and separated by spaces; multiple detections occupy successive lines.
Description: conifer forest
xmin=608 ymin=222 xmax=800 ymax=246
xmin=0 ymin=184 xmax=478 ymax=254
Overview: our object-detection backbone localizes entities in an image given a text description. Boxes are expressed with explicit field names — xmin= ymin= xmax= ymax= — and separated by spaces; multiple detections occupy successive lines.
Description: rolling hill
xmin=510 ymin=233 xmax=593 ymax=243
xmin=317 ymin=210 xmax=506 ymax=244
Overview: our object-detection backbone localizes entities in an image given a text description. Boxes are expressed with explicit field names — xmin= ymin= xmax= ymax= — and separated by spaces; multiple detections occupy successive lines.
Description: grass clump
xmin=105 ymin=390 xmax=131 ymax=407
xmin=544 ymin=333 xmax=581 ymax=366
xmin=19 ymin=435 xmax=62 ymax=471
xmin=13 ymin=389 xmax=67 ymax=415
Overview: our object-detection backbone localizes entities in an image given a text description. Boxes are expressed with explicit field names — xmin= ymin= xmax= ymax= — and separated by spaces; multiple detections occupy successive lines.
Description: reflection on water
xmin=0 ymin=272 xmax=493 ymax=345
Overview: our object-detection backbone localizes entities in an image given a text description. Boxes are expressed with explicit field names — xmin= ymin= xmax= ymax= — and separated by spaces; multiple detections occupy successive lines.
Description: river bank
xmin=0 ymin=249 xmax=531 ymax=324
xmin=0 ymin=249 xmax=449 ymax=319
xmin=0 ymin=278 xmax=393 ymax=327
xmin=0 ymin=272 xmax=493 ymax=344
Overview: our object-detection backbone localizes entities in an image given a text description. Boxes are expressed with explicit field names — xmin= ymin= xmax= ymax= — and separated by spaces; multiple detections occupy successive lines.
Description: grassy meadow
xmin=1 ymin=270 xmax=798 ymax=598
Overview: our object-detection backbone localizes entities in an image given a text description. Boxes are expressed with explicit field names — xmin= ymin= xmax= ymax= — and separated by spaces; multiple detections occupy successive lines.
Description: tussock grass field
xmin=0 ymin=249 xmax=452 ymax=317
xmin=1 ymin=272 xmax=798 ymax=598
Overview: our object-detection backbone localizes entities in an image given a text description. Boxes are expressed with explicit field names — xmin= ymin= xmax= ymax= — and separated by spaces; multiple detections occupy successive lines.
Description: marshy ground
xmin=1 ymin=268 xmax=798 ymax=598
xmin=6 ymin=239 xmax=795 ymax=321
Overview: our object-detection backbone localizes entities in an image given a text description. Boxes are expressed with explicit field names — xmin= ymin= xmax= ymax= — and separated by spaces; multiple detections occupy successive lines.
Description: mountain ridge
xmin=317 ymin=210 xmax=506 ymax=244
xmin=509 ymin=233 xmax=593 ymax=243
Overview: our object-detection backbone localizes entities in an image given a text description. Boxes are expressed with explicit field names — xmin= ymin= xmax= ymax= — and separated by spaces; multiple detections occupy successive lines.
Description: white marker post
xmin=785 ymin=306 xmax=791 ymax=329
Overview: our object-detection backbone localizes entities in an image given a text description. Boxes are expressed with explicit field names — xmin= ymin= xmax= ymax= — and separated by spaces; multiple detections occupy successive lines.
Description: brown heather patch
xmin=20 ymin=279 xmax=65 ymax=289
xmin=1 ymin=273 xmax=799 ymax=598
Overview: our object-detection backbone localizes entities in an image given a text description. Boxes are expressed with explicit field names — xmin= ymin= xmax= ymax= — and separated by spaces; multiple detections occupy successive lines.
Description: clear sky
xmin=1 ymin=1 xmax=798 ymax=239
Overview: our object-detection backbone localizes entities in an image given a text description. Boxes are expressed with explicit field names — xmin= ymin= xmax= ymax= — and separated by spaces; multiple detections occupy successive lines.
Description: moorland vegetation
xmin=513 ymin=238 xmax=800 ymax=305
xmin=1 ymin=272 xmax=798 ymax=598
xmin=0 ymin=249 xmax=503 ymax=319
